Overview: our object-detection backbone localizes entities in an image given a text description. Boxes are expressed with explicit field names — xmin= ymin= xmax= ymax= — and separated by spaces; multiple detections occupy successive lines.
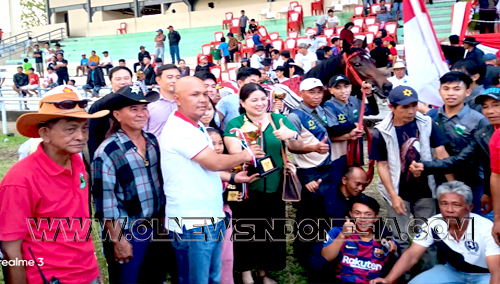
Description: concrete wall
xmin=50 ymin=0 xmax=85 ymax=8
xmin=42 ymin=0 xmax=318 ymax=37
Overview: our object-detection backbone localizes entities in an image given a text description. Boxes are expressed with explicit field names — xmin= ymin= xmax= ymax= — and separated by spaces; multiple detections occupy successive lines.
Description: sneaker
xmin=24 ymin=106 xmax=30 ymax=110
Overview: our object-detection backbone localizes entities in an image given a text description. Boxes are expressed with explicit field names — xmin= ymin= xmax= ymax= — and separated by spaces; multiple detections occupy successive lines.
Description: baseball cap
xmin=255 ymin=45 xmax=266 ymax=52
xmin=227 ymin=32 xmax=234 ymax=37
xmin=89 ymin=62 xmax=97 ymax=66
xmin=298 ymin=42 xmax=308 ymax=49
xmin=156 ymin=29 xmax=163 ymax=32
xmin=483 ymin=53 xmax=497 ymax=61
xmin=393 ymin=61 xmax=406 ymax=69
xmin=306 ymin=30 xmax=316 ymax=36
xmin=300 ymin=78 xmax=326 ymax=91
xmin=140 ymin=45 xmax=145 ymax=49
xmin=475 ymin=87 xmax=500 ymax=105
xmin=276 ymin=66 xmax=286 ymax=72
xmin=388 ymin=86 xmax=419 ymax=106
xmin=382 ymin=36 xmax=393 ymax=42
xmin=200 ymin=55 xmax=208 ymax=61
xmin=328 ymin=74 xmax=350 ymax=87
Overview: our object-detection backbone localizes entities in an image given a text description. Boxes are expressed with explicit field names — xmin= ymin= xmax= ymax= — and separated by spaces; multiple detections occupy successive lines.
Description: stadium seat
xmin=311 ymin=0 xmax=324 ymax=15
xmin=285 ymin=38 xmax=298 ymax=58
xmin=270 ymin=32 xmax=280 ymax=40
xmin=290 ymin=1 xmax=299 ymax=9
xmin=288 ymin=30 xmax=299 ymax=39
xmin=116 ymin=22 xmax=127 ymax=34
xmin=258 ymin=25 xmax=271 ymax=42
xmin=271 ymin=39 xmax=285 ymax=51
xmin=241 ymin=38 xmax=255 ymax=58
xmin=287 ymin=12 xmax=301 ymax=33
xmin=223 ymin=12 xmax=233 ymax=29
xmin=210 ymin=66 xmax=222 ymax=83
xmin=213 ymin=31 xmax=224 ymax=44
xmin=323 ymin=28 xmax=336 ymax=38
xmin=230 ymin=18 xmax=240 ymax=35
xmin=353 ymin=5 xmax=364 ymax=17
xmin=228 ymin=67 xmax=237 ymax=81
xmin=384 ymin=22 xmax=398 ymax=42
xmin=365 ymin=16 xmax=376 ymax=26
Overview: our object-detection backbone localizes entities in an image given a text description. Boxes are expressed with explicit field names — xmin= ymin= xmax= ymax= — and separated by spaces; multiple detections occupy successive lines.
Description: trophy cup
xmin=234 ymin=118 xmax=279 ymax=178
xmin=273 ymin=91 xmax=287 ymax=114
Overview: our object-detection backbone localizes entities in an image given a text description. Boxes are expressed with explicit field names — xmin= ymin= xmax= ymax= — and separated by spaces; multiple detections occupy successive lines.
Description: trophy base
xmin=225 ymin=183 xmax=242 ymax=202
xmin=247 ymin=155 xmax=280 ymax=178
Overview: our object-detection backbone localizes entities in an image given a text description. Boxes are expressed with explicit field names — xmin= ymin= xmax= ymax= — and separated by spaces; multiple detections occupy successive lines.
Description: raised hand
xmin=273 ymin=119 xmax=297 ymax=141
xmin=342 ymin=216 xmax=355 ymax=236
xmin=315 ymin=137 xmax=330 ymax=154
xmin=305 ymin=179 xmax=322 ymax=193
xmin=409 ymin=161 xmax=424 ymax=177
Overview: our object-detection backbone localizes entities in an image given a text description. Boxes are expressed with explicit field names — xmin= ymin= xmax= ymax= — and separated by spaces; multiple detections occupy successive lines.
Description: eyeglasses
xmin=44 ymin=100 xmax=89 ymax=110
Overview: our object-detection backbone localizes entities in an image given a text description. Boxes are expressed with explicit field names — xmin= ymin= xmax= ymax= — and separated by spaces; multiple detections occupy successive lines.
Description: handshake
xmin=408 ymin=161 xmax=424 ymax=177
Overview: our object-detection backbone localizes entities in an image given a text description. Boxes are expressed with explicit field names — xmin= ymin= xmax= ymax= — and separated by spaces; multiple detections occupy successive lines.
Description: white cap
xmin=41 ymin=85 xmax=83 ymax=99
xmin=393 ymin=61 xmax=406 ymax=69
xmin=306 ymin=30 xmax=316 ymax=36
xmin=300 ymin=78 xmax=325 ymax=91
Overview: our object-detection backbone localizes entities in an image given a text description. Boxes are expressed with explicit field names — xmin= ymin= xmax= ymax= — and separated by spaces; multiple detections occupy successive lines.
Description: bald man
xmin=160 ymin=77 xmax=261 ymax=284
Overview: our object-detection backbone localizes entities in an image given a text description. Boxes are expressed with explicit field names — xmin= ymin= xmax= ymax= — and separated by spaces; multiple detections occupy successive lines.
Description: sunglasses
xmin=44 ymin=100 xmax=89 ymax=110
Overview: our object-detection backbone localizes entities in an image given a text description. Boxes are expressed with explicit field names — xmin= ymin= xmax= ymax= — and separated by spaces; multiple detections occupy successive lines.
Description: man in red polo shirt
xmin=0 ymin=91 xmax=109 ymax=284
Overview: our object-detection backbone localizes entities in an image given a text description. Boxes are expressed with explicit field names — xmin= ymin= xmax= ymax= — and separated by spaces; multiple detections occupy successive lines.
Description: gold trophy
xmin=273 ymin=91 xmax=286 ymax=114
xmin=235 ymin=117 xmax=279 ymax=178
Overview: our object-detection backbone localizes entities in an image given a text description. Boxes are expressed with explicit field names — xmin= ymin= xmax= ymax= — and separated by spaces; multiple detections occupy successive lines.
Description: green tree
xmin=20 ymin=0 xmax=48 ymax=30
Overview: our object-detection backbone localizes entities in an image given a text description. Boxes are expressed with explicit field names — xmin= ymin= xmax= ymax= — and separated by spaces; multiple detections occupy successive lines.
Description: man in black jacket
xmin=133 ymin=46 xmax=150 ymax=72
xmin=139 ymin=55 xmax=156 ymax=86
xmin=168 ymin=25 xmax=181 ymax=64
xmin=410 ymin=87 xmax=500 ymax=220
xmin=83 ymin=62 xmax=106 ymax=98
xmin=12 ymin=66 xmax=29 ymax=110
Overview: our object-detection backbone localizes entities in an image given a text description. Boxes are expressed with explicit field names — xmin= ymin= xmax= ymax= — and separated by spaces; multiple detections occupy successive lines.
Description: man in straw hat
xmin=92 ymin=85 xmax=168 ymax=284
xmin=0 ymin=90 xmax=109 ymax=284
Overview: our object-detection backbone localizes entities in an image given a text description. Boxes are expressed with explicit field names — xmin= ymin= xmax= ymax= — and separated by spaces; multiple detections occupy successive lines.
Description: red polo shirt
xmin=490 ymin=128 xmax=500 ymax=174
xmin=0 ymin=144 xmax=99 ymax=284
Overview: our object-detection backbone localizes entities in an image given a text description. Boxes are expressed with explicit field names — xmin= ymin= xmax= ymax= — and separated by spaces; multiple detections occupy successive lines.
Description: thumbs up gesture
xmin=342 ymin=217 xmax=356 ymax=236
xmin=314 ymin=136 xmax=330 ymax=154
xmin=273 ymin=118 xmax=297 ymax=141
xmin=305 ymin=179 xmax=322 ymax=193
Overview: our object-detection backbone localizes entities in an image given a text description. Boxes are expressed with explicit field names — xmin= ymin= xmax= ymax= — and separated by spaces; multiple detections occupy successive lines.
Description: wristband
xmin=230 ymin=173 xmax=236 ymax=184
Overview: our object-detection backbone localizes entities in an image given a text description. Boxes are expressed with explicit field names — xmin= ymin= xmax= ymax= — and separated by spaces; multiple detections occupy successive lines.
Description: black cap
xmin=262 ymin=58 xmax=272 ymax=66
xmin=227 ymin=32 xmax=234 ymax=37
xmin=140 ymin=45 xmax=145 ymax=49
xmin=389 ymin=86 xmax=419 ymax=106
xmin=255 ymin=45 xmax=266 ymax=52
xmin=276 ymin=66 xmax=286 ymax=72
xmin=463 ymin=37 xmax=480 ymax=46
xmin=103 ymin=51 xmax=109 ymax=54
xmin=97 ymin=85 xmax=159 ymax=111
xmin=328 ymin=74 xmax=350 ymax=87
xmin=475 ymin=87 xmax=500 ymax=105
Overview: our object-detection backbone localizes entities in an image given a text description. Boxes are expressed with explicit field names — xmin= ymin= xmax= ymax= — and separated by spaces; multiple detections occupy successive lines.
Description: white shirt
xmin=250 ymin=53 xmax=263 ymax=69
xmin=102 ymin=56 xmax=112 ymax=65
xmin=295 ymin=52 xmax=318 ymax=73
xmin=161 ymin=112 xmax=224 ymax=232
xmin=413 ymin=213 xmax=500 ymax=272
xmin=273 ymin=57 xmax=285 ymax=70
xmin=44 ymin=73 xmax=58 ymax=84
xmin=387 ymin=75 xmax=411 ymax=88
xmin=316 ymin=14 xmax=328 ymax=25
xmin=328 ymin=15 xmax=340 ymax=27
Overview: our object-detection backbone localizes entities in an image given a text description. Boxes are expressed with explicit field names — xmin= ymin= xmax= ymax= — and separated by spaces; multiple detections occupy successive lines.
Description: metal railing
xmin=0 ymin=28 xmax=66 ymax=61
xmin=1 ymin=31 xmax=32 ymax=47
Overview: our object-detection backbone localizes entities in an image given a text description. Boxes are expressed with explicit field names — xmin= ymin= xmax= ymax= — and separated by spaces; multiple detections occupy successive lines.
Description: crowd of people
xmin=1 ymin=7 xmax=500 ymax=284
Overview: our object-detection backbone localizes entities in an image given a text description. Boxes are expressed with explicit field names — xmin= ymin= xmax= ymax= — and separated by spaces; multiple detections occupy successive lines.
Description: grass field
xmin=0 ymin=133 xmax=383 ymax=284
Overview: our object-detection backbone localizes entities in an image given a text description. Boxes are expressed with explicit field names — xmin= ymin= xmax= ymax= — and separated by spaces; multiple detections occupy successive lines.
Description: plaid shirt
xmin=92 ymin=129 xmax=165 ymax=229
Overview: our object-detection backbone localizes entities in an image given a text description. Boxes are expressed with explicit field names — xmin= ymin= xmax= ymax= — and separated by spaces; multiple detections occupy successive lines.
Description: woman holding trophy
xmin=224 ymin=83 xmax=304 ymax=284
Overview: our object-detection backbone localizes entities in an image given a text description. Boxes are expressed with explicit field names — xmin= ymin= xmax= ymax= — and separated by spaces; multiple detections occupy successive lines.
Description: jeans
xmin=316 ymin=24 xmax=324 ymax=36
xmin=103 ymin=65 xmax=113 ymax=75
xmin=133 ymin=62 xmax=142 ymax=72
xmin=385 ymin=198 xmax=437 ymax=271
xmin=409 ymin=264 xmax=490 ymax=284
xmin=103 ymin=226 xmax=168 ymax=284
xmin=393 ymin=2 xmax=403 ymax=20
xmin=155 ymin=47 xmax=164 ymax=60
xmin=57 ymin=73 xmax=69 ymax=85
xmin=83 ymin=84 xmax=102 ymax=96
xmin=169 ymin=45 xmax=180 ymax=64
xmin=240 ymin=27 xmax=246 ymax=39
xmin=169 ymin=219 xmax=227 ymax=284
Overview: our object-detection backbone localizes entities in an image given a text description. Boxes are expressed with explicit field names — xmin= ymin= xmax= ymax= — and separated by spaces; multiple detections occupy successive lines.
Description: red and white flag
xmin=404 ymin=0 xmax=449 ymax=107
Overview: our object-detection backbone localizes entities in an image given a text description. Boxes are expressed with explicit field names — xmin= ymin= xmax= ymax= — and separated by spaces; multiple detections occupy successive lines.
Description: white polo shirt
xmin=295 ymin=52 xmax=318 ymax=73
xmin=160 ymin=111 xmax=224 ymax=233
xmin=387 ymin=75 xmax=411 ymax=88
xmin=413 ymin=213 xmax=500 ymax=273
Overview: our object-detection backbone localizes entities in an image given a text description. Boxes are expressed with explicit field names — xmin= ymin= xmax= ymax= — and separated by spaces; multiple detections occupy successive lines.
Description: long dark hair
xmin=207 ymin=97 xmax=220 ymax=130
xmin=238 ymin=83 xmax=267 ymax=114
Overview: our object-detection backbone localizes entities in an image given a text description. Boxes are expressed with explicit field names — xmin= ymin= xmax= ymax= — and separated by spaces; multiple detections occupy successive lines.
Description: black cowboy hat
xmin=463 ymin=37 xmax=480 ymax=46
xmin=97 ymin=85 xmax=160 ymax=111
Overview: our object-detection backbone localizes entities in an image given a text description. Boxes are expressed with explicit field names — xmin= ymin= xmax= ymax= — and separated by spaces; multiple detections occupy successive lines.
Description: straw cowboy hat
xmin=16 ymin=90 xmax=109 ymax=138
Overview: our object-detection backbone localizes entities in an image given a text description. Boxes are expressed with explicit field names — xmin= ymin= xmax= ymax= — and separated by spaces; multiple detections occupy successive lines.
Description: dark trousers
xmin=240 ymin=27 xmax=246 ymax=39
xmin=133 ymin=62 xmax=142 ymax=72
xmin=102 ymin=224 xmax=173 ymax=284
xmin=57 ymin=73 xmax=69 ymax=85
xmin=294 ymin=165 xmax=333 ymax=266
xmin=231 ymin=189 xmax=286 ymax=272
xmin=230 ymin=49 xmax=237 ymax=62
xmin=479 ymin=10 xmax=496 ymax=34
xmin=104 ymin=65 xmax=113 ymax=75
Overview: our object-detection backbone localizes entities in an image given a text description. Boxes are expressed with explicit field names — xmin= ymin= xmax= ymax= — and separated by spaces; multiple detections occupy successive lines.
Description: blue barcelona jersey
xmin=324 ymin=227 xmax=391 ymax=283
